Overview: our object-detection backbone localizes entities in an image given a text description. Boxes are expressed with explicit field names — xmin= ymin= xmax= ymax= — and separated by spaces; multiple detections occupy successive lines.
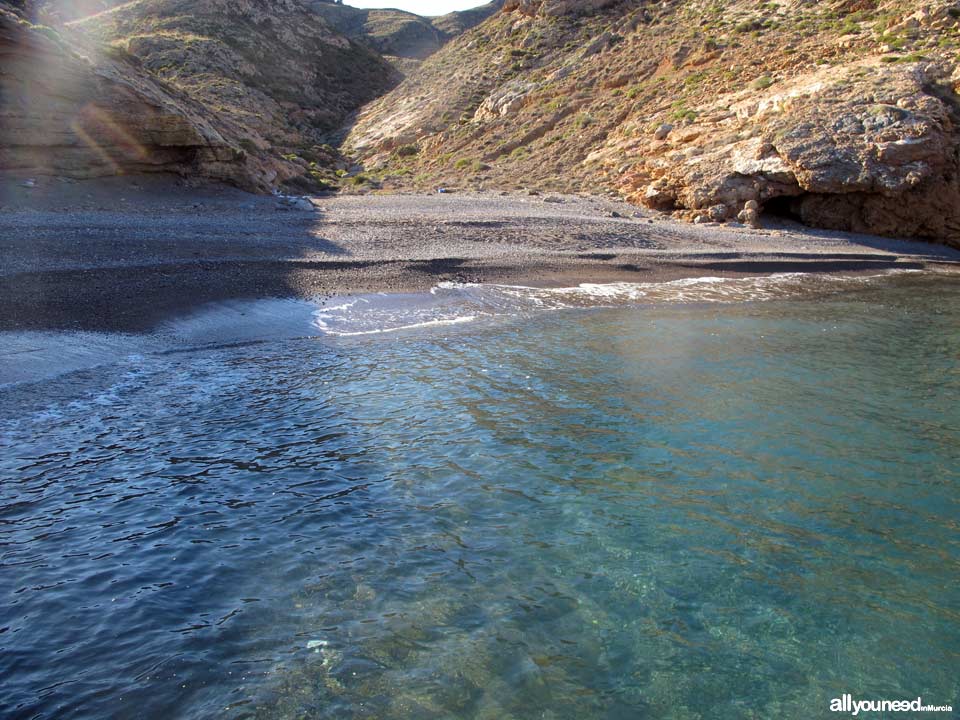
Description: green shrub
xmin=752 ymin=75 xmax=774 ymax=90
xmin=879 ymin=33 xmax=908 ymax=50
xmin=395 ymin=144 xmax=420 ymax=157
xmin=669 ymin=100 xmax=697 ymax=123
xmin=573 ymin=112 xmax=594 ymax=129
xmin=684 ymin=71 xmax=708 ymax=89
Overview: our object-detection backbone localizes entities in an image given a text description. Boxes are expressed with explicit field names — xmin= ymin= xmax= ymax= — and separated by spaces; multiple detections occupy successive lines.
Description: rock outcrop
xmin=0 ymin=0 xmax=401 ymax=191
xmin=0 ymin=5 xmax=267 ymax=188
xmin=620 ymin=61 xmax=960 ymax=241
xmin=72 ymin=0 xmax=397 ymax=152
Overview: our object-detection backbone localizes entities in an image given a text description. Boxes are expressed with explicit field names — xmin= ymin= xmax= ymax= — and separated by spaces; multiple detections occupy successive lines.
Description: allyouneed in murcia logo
xmin=830 ymin=695 xmax=954 ymax=715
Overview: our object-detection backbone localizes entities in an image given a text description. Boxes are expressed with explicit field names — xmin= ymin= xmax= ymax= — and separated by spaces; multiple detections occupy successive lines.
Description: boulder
xmin=474 ymin=82 xmax=538 ymax=121
xmin=707 ymin=203 xmax=728 ymax=222
xmin=737 ymin=200 xmax=761 ymax=228
xmin=653 ymin=123 xmax=673 ymax=141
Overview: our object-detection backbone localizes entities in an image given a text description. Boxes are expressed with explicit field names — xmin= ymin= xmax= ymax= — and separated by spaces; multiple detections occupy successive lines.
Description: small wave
xmin=318 ymin=316 xmax=477 ymax=337
xmin=486 ymin=271 xmax=926 ymax=307
xmin=315 ymin=270 xmax=925 ymax=337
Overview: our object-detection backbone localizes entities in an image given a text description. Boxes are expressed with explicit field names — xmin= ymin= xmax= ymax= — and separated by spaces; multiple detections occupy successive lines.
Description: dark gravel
xmin=2 ymin=175 xmax=958 ymax=331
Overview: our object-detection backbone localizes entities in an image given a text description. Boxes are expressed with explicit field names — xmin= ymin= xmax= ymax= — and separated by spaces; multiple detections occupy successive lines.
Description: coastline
xmin=2 ymin=176 xmax=959 ymax=333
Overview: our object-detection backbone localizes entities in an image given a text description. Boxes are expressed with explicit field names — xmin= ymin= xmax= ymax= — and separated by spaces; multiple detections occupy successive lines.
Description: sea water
xmin=0 ymin=272 xmax=958 ymax=719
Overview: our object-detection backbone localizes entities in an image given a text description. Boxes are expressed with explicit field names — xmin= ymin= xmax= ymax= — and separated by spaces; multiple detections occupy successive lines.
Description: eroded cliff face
xmin=0 ymin=0 xmax=399 ymax=191
xmin=347 ymin=0 xmax=960 ymax=245
xmin=0 ymin=6 xmax=270 ymax=188
xmin=619 ymin=62 xmax=960 ymax=242
xmin=71 ymin=0 xmax=398 ymax=183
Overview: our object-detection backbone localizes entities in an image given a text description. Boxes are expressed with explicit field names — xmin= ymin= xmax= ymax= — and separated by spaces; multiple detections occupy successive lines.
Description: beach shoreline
xmin=2 ymin=175 xmax=958 ymax=333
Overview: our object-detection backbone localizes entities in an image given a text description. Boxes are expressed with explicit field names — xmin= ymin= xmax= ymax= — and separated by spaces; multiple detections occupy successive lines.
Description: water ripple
xmin=0 ymin=275 xmax=958 ymax=719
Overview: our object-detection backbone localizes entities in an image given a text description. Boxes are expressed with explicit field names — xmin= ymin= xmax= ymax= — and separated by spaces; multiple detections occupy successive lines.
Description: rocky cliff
xmin=347 ymin=0 xmax=960 ymax=245
xmin=0 ymin=0 xmax=398 ymax=191
xmin=71 ymin=0 xmax=397 ymax=190
xmin=0 ymin=5 xmax=265 ymax=188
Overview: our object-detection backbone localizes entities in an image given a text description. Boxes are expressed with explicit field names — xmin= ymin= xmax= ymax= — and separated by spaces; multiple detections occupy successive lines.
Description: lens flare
xmin=70 ymin=103 xmax=149 ymax=173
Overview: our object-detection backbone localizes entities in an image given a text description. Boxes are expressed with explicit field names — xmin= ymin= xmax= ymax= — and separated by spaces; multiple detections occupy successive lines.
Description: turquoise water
xmin=1 ymin=273 xmax=958 ymax=719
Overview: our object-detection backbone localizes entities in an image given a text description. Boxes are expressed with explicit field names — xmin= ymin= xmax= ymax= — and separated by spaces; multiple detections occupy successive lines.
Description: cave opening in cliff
xmin=762 ymin=195 xmax=805 ymax=223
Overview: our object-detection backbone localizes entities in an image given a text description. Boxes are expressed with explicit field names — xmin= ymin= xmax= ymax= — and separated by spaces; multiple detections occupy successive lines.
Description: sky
xmin=346 ymin=1 xmax=487 ymax=16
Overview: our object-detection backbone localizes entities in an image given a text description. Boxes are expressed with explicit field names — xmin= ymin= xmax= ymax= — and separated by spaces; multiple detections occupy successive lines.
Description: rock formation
xmin=0 ymin=0 xmax=398 ymax=191
xmin=71 ymin=0 xmax=397 ymax=185
xmin=621 ymin=61 xmax=960 ymax=241
xmin=0 ymin=5 xmax=265 ymax=188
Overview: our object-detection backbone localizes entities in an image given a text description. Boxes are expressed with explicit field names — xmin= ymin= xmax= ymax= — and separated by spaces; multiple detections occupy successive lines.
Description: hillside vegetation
xmin=347 ymin=0 xmax=960 ymax=243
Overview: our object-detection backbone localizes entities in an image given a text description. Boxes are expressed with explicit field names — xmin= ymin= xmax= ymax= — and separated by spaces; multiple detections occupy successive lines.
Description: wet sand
xmin=2 ymin=175 xmax=958 ymax=332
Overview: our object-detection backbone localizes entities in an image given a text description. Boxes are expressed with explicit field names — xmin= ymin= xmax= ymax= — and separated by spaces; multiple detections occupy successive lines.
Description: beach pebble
xmin=22 ymin=179 xmax=36 ymax=188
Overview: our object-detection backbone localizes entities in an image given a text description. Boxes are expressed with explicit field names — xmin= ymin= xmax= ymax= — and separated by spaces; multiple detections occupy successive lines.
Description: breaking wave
xmin=312 ymin=270 xmax=922 ymax=337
